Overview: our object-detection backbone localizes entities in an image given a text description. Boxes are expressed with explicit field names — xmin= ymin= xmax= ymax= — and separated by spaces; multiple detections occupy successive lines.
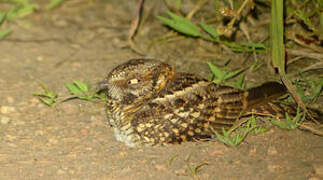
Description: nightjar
xmin=98 ymin=58 xmax=321 ymax=147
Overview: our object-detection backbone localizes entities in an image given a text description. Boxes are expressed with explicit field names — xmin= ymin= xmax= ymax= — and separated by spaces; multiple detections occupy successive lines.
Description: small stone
xmin=267 ymin=164 xmax=280 ymax=172
xmin=7 ymin=96 xmax=14 ymax=103
xmin=0 ymin=106 xmax=16 ymax=114
xmin=68 ymin=169 xmax=75 ymax=175
xmin=13 ymin=120 xmax=25 ymax=126
xmin=80 ymin=128 xmax=89 ymax=135
xmin=37 ymin=56 xmax=44 ymax=61
xmin=155 ymin=164 xmax=167 ymax=171
xmin=6 ymin=135 xmax=17 ymax=141
xmin=90 ymin=116 xmax=97 ymax=121
xmin=174 ymin=169 xmax=186 ymax=176
xmin=35 ymin=130 xmax=44 ymax=136
xmin=1 ymin=116 xmax=11 ymax=124
xmin=313 ymin=163 xmax=323 ymax=176
xmin=48 ymin=138 xmax=58 ymax=144
xmin=248 ymin=146 xmax=257 ymax=156
xmin=267 ymin=146 xmax=278 ymax=156
xmin=57 ymin=169 xmax=65 ymax=175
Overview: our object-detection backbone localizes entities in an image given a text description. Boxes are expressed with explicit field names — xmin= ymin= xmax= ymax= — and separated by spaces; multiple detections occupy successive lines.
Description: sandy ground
xmin=0 ymin=1 xmax=322 ymax=179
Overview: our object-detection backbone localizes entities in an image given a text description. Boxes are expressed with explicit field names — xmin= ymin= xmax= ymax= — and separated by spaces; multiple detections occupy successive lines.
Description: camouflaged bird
xmin=98 ymin=58 xmax=320 ymax=147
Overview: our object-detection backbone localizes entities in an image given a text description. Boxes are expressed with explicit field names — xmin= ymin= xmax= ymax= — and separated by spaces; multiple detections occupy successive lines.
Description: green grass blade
xmin=0 ymin=29 xmax=12 ymax=40
xmin=65 ymin=82 xmax=83 ymax=95
xmin=223 ymin=68 xmax=244 ymax=80
xmin=156 ymin=11 xmax=201 ymax=37
xmin=295 ymin=9 xmax=316 ymax=32
xmin=73 ymin=80 xmax=89 ymax=92
xmin=199 ymin=22 xmax=219 ymax=39
xmin=271 ymin=0 xmax=285 ymax=74
xmin=320 ymin=12 xmax=323 ymax=39
xmin=309 ymin=78 xmax=323 ymax=101
xmin=0 ymin=11 xmax=6 ymax=25
xmin=46 ymin=0 xmax=65 ymax=10
xmin=207 ymin=62 xmax=225 ymax=82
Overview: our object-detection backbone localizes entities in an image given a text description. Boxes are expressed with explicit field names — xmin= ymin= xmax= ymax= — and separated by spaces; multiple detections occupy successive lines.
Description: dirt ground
xmin=0 ymin=1 xmax=322 ymax=180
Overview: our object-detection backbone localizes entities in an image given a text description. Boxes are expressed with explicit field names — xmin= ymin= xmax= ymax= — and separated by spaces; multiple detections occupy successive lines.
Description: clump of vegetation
xmin=207 ymin=62 xmax=245 ymax=89
xmin=34 ymin=80 xmax=104 ymax=107
xmin=33 ymin=83 xmax=58 ymax=107
xmin=270 ymin=109 xmax=305 ymax=130
xmin=211 ymin=116 xmax=268 ymax=147
xmin=0 ymin=0 xmax=66 ymax=40
xmin=65 ymin=80 xmax=105 ymax=101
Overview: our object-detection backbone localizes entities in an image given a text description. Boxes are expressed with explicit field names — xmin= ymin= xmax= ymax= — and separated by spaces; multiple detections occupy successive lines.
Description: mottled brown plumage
xmin=98 ymin=59 xmax=320 ymax=147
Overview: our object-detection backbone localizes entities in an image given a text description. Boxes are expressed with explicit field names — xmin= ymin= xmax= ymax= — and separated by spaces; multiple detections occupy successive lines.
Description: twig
xmin=287 ymin=49 xmax=323 ymax=62
xmin=281 ymin=74 xmax=307 ymax=110
xmin=128 ymin=0 xmax=145 ymax=55
xmin=298 ymin=123 xmax=323 ymax=136
xmin=227 ymin=0 xmax=251 ymax=29
xmin=128 ymin=0 xmax=145 ymax=40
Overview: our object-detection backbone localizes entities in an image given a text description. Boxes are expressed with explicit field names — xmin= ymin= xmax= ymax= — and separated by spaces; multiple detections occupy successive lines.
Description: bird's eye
xmin=128 ymin=78 xmax=140 ymax=84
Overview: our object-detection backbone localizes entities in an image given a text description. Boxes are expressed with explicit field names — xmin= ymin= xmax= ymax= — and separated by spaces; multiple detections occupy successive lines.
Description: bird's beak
xmin=96 ymin=79 xmax=109 ymax=93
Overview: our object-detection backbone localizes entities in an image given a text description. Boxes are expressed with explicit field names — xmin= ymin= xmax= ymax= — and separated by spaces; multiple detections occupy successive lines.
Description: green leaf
xmin=33 ymin=83 xmax=58 ymax=107
xmin=308 ymin=78 xmax=323 ymax=101
xmin=156 ymin=11 xmax=201 ymax=37
xmin=271 ymin=107 xmax=305 ymax=130
xmin=234 ymin=74 xmax=245 ymax=89
xmin=46 ymin=0 xmax=65 ymax=10
xmin=295 ymin=9 xmax=316 ymax=32
xmin=65 ymin=80 xmax=103 ymax=101
xmin=5 ymin=2 xmax=37 ymax=20
xmin=271 ymin=0 xmax=285 ymax=74
xmin=240 ymin=42 xmax=267 ymax=50
xmin=0 ymin=11 xmax=6 ymax=25
xmin=223 ymin=68 xmax=244 ymax=80
xmin=0 ymin=29 xmax=12 ymax=40
xmin=320 ymin=12 xmax=323 ymax=40
xmin=73 ymin=80 xmax=89 ymax=92
xmin=207 ymin=62 xmax=225 ymax=82
xmin=65 ymin=82 xmax=83 ymax=95
xmin=199 ymin=22 xmax=219 ymax=39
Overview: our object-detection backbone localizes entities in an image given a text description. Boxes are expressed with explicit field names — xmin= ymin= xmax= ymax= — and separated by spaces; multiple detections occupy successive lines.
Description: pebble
xmin=7 ymin=96 xmax=14 ymax=103
xmin=56 ymin=169 xmax=65 ymax=175
xmin=267 ymin=164 xmax=280 ymax=172
xmin=267 ymin=146 xmax=278 ymax=156
xmin=0 ymin=106 xmax=16 ymax=114
xmin=313 ymin=163 xmax=323 ymax=176
xmin=37 ymin=56 xmax=44 ymax=62
xmin=248 ymin=146 xmax=257 ymax=156
xmin=1 ymin=116 xmax=11 ymax=124
xmin=68 ymin=169 xmax=75 ymax=175
xmin=13 ymin=120 xmax=25 ymax=126
xmin=48 ymin=138 xmax=58 ymax=144
xmin=6 ymin=135 xmax=17 ymax=141
xmin=80 ymin=128 xmax=89 ymax=135
xmin=155 ymin=164 xmax=167 ymax=171
xmin=35 ymin=130 xmax=44 ymax=136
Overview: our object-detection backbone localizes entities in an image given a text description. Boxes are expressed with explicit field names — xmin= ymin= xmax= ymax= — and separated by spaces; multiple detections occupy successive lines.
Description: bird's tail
xmin=245 ymin=81 xmax=287 ymax=108
xmin=241 ymin=82 xmax=323 ymax=136
xmin=241 ymin=82 xmax=322 ymax=135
